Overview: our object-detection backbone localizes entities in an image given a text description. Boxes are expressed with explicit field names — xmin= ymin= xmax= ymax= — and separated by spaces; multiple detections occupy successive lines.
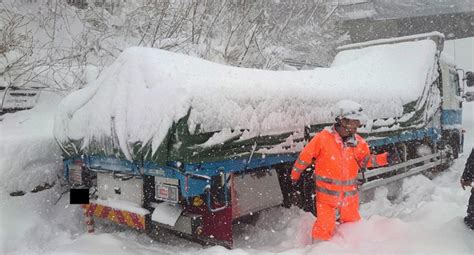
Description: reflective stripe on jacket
xmin=291 ymin=127 xmax=388 ymax=206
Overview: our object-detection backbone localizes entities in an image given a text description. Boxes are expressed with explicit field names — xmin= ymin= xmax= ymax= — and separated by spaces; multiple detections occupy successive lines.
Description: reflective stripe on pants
xmin=315 ymin=186 xmax=358 ymax=197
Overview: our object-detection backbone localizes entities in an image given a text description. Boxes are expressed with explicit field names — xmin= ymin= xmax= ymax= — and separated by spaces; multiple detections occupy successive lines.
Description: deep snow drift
xmin=0 ymin=92 xmax=63 ymax=193
xmin=1 ymin=93 xmax=473 ymax=254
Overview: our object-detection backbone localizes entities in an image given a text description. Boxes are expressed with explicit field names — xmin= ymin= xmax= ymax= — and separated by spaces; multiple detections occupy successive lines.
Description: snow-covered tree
xmin=0 ymin=0 xmax=93 ymax=95
xmin=1 ymin=0 xmax=349 ymax=94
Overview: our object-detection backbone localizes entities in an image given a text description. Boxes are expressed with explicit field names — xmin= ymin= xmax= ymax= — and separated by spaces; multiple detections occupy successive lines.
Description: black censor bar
xmin=70 ymin=189 xmax=89 ymax=204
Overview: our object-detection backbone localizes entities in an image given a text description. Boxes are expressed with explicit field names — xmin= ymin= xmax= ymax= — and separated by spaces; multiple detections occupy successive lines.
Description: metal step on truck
xmin=54 ymin=31 xmax=473 ymax=248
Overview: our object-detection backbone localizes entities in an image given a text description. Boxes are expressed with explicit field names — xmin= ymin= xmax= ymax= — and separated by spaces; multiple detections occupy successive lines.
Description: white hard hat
xmin=332 ymin=100 xmax=368 ymax=123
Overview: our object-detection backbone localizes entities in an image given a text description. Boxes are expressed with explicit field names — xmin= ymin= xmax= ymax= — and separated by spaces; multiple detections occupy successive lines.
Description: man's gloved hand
xmin=461 ymin=178 xmax=473 ymax=190
xmin=387 ymin=152 xmax=400 ymax=165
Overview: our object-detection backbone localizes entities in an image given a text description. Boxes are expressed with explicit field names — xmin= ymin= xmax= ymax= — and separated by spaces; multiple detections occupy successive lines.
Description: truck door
xmin=440 ymin=62 xmax=463 ymax=157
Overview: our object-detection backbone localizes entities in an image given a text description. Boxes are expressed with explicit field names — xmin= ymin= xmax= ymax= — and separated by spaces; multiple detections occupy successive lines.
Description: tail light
xmin=68 ymin=159 xmax=84 ymax=185
xmin=68 ymin=159 xmax=95 ymax=187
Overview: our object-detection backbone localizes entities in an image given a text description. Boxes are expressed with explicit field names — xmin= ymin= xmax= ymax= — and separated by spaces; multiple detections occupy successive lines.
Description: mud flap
xmin=187 ymin=204 xmax=233 ymax=248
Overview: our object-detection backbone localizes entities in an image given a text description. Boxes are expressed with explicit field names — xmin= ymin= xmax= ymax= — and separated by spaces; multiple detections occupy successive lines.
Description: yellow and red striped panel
xmin=82 ymin=203 xmax=145 ymax=230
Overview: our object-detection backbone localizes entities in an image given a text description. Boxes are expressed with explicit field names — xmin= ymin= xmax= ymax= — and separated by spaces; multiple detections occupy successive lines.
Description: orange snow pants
xmin=312 ymin=199 xmax=361 ymax=241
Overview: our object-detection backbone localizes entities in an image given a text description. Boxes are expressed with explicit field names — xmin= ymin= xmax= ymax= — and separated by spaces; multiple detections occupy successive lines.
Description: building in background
xmin=333 ymin=0 xmax=474 ymax=42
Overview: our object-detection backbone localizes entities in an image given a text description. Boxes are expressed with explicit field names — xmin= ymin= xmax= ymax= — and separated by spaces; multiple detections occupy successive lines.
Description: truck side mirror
xmin=466 ymin=72 xmax=474 ymax=87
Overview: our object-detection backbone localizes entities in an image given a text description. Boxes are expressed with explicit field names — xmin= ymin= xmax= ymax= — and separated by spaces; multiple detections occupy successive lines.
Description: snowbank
xmin=2 ymin=152 xmax=473 ymax=254
xmin=0 ymin=91 xmax=63 ymax=193
xmin=54 ymin=40 xmax=439 ymax=159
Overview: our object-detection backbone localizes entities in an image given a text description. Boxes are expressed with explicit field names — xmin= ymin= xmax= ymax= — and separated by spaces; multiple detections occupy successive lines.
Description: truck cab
xmin=439 ymin=57 xmax=465 ymax=158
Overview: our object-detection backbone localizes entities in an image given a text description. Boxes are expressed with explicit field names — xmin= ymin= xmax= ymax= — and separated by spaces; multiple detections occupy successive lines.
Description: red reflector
xmin=159 ymin=187 xmax=168 ymax=197
xmin=73 ymin=159 xmax=83 ymax=165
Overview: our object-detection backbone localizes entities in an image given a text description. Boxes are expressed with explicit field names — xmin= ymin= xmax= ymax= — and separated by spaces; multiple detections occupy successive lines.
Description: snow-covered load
xmin=54 ymin=32 xmax=469 ymax=248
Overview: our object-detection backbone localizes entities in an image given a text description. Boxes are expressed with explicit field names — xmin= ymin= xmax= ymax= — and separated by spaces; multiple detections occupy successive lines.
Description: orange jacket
xmin=291 ymin=127 xmax=388 ymax=206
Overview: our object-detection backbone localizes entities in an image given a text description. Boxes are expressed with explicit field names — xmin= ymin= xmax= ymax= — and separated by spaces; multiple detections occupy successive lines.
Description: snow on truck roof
xmin=337 ymin=31 xmax=444 ymax=52
xmin=54 ymin=39 xmax=439 ymax=158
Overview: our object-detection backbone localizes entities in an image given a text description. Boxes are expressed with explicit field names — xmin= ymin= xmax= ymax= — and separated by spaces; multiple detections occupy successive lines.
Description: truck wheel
xmin=439 ymin=143 xmax=454 ymax=170
xmin=450 ymin=134 xmax=460 ymax=159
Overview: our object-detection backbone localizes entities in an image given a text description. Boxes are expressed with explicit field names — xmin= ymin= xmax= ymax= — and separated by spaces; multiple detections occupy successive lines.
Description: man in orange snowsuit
xmin=291 ymin=100 xmax=396 ymax=241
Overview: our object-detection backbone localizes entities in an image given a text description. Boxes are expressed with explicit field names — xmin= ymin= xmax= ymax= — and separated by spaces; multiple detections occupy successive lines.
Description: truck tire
xmin=450 ymin=133 xmax=460 ymax=159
